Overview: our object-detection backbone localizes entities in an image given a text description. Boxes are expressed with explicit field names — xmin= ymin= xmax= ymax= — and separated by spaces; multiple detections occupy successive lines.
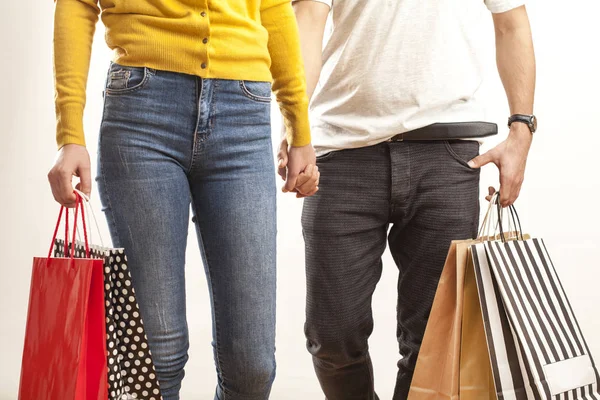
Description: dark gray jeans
xmin=302 ymin=140 xmax=481 ymax=400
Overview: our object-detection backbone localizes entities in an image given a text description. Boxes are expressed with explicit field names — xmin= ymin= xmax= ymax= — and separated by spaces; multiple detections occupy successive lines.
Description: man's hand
xmin=468 ymin=124 xmax=532 ymax=207
xmin=277 ymin=137 xmax=319 ymax=198
xmin=48 ymin=144 xmax=92 ymax=207
xmin=477 ymin=5 xmax=535 ymax=208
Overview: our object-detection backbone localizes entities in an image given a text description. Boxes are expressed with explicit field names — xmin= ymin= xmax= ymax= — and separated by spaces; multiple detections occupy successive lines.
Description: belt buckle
xmin=388 ymin=133 xmax=404 ymax=142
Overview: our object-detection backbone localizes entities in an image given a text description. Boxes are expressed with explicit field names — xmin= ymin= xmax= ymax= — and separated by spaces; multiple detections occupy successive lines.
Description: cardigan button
xmin=201 ymin=63 xmax=207 ymax=69
xmin=201 ymin=11 xmax=206 ymax=17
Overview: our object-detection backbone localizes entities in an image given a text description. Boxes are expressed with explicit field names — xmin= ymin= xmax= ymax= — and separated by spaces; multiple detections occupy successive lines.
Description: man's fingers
xmin=297 ymin=169 xmax=319 ymax=195
xmin=295 ymin=164 xmax=315 ymax=192
xmin=295 ymin=173 xmax=310 ymax=190
xmin=485 ymin=186 xmax=497 ymax=202
xmin=499 ymin=170 xmax=524 ymax=207
xmin=294 ymin=171 xmax=311 ymax=189
xmin=499 ymin=173 xmax=511 ymax=207
xmin=498 ymin=186 xmax=509 ymax=207
xmin=282 ymin=142 xmax=317 ymax=197
xmin=468 ymin=151 xmax=495 ymax=169
xmin=296 ymin=187 xmax=319 ymax=198
xmin=301 ymin=164 xmax=314 ymax=180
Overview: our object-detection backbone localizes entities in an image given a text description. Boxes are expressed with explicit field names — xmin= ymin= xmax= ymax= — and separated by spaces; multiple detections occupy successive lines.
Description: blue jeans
xmin=96 ymin=63 xmax=277 ymax=400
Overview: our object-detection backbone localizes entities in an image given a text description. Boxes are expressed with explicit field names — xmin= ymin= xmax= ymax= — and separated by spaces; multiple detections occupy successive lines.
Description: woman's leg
xmin=188 ymin=78 xmax=277 ymax=400
xmin=97 ymin=64 xmax=199 ymax=400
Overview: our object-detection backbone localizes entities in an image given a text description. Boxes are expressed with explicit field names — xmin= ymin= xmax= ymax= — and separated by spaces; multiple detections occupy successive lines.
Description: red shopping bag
xmin=19 ymin=196 xmax=108 ymax=400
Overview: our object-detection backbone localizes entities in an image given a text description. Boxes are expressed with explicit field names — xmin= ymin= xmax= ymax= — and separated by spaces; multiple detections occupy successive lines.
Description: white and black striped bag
xmin=471 ymin=202 xmax=599 ymax=399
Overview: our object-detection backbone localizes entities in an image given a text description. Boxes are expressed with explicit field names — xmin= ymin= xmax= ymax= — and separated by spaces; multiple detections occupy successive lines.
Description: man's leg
xmin=387 ymin=140 xmax=481 ymax=399
xmin=302 ymin=144 xmax=391 ymax=400
xmin=188 ymin=79 xmax=277 ymax=400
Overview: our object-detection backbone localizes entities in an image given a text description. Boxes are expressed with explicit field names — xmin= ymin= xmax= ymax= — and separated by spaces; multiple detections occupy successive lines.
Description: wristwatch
xmin=508 ymin=114 xmax=537 ymax=133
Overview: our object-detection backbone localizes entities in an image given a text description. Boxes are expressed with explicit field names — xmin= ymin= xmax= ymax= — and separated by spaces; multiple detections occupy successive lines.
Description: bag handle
xmin=477 ymin=192 xmax=524 ymax=242
xmin=47 ymin=192 xmax=91 ymax=261
xmin=73 ymin=189 xmax=105 ymax=248
xmin=496 ymin=199 xmax=524 ymax=242
xmin=478 ymin=192 xmax=499 ymax=239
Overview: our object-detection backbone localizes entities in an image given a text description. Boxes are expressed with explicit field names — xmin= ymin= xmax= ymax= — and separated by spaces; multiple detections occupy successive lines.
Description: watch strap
xmin=508 ymin=114 xmax=536 ymax=133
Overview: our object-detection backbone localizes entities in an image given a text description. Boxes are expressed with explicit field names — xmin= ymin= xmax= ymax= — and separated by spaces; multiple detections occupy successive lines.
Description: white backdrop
xmin=1 ymin=1 xmax=599 ymax=399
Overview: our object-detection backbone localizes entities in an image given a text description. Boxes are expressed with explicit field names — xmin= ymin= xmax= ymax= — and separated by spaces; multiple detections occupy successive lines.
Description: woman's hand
xmin=48 ymin=144 xmax=91 ymax=207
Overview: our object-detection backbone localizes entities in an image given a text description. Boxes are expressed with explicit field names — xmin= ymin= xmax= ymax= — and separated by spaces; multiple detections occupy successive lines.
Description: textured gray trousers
xmin=302 ymin=140 xmax=481 ymax=400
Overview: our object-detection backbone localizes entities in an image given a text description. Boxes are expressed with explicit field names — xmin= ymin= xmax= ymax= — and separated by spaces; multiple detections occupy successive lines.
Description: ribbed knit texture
xmin=53 ymin=0 xmax=310 ymax=148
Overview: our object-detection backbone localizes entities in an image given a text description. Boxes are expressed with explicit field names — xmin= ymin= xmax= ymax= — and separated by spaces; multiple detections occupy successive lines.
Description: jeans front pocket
xmin=239 ymin=81 xmax=272 ymax=103
xmin=443 ymin=140 xmax=480 ymax=171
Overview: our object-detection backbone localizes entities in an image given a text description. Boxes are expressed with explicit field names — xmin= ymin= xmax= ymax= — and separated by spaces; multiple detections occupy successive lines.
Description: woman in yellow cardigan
xmin=47 ymin=1 xmax=319 ymax=399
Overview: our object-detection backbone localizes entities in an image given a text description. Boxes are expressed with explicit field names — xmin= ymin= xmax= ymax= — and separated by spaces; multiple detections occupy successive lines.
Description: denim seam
xmin=189 ymin=78 xmax=203 ymax=174
xmin=208 ymin=80 xmax=219 ymax=134
xmin=190 ymin=79 xmax=218 ymax=174
xmin=98 ymin=124 xmax=120 ymax=246
xmin=191 ymin=201 xmax=227 ymax=391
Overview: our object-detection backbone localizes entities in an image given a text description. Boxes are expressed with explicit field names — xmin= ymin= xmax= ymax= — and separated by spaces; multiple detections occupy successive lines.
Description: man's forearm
xmin=493 ymin=6 xmax=536 ymax=117
xmin=293 ymin=1 xmax=330 ymax=101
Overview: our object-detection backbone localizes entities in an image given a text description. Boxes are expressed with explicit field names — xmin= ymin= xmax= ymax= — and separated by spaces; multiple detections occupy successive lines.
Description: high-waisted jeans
xmin=97 ymin=63 xmax=277 ymax=400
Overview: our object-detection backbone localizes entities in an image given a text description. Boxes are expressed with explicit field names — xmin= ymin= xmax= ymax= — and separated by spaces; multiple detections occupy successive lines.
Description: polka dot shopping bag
xmin=19 ymin=192 xmax=162 ymax=400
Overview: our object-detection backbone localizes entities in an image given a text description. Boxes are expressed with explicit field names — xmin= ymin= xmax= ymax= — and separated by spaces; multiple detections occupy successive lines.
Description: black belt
xmin=388 ymin=122 xmax=498 ymax=141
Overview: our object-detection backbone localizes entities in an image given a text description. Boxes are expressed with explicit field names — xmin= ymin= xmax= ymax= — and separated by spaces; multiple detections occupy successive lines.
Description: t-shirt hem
xmin=486 ymin=0 xmax=525 ymax=14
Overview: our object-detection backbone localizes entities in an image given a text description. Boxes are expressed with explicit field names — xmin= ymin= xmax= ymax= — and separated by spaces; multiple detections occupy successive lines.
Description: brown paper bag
xmin=407 ymin=240 xmax=473 ymax=400
xmin=408 ymin=232 xmax=527 ymax=400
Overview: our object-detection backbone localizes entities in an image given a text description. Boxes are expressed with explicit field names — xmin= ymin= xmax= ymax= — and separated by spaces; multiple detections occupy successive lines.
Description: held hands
xmin=48 ymin=144 xmax=92 ymax=207
xmin=468 ymin=124 xmax=533 ymax=207
xmin=277 ymin=137 xmax=320 ymax=198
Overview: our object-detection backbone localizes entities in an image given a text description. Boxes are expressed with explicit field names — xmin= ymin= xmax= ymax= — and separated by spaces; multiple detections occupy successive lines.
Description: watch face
xmin=530 ymin=115 xmax=538 ymax=132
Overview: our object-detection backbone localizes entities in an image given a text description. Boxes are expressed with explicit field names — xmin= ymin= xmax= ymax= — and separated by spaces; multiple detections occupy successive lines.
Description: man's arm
xmin=469 ymin=5 xmax=536 ymax=207
xmin=494 ymin=6 xmax=536 ymax=117
xmin=292 ymin=0 xmax=330 ymax=100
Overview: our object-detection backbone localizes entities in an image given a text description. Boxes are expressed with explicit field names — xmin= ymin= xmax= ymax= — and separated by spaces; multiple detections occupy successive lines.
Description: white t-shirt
xmin=294 ymin=0 xmax=525 ymax=156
